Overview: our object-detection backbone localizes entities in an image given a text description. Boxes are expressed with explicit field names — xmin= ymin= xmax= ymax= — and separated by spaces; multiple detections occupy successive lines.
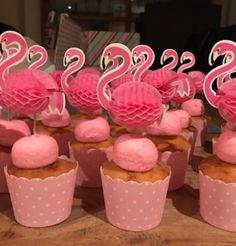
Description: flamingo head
xmin=180 ymin=51 xmax=195 ymax=64
xmin=100 ymin=43 xmax=131 ymax=71
xmin=27 ymin=45 xmax=45 ymax=63
xmin=209 ymin=40 xmax=235 ymax=66
xmin=0 ymin=31 xmax=26 ymax=54
xmin=160 ymin=49 xmax=177 ymax=65
xmin=63 ymin=47 xmax=85 ymax=68
xmin=131 ymin=45 xmax=154 ymax=66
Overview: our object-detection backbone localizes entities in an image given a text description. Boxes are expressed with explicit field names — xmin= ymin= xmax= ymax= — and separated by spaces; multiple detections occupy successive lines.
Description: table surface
xmin=1 ymin=137 xmax=236 ymax=246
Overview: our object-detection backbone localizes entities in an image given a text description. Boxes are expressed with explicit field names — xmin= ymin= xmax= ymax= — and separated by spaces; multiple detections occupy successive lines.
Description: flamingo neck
xmin=162 ymin=54 xmax=178 ymax=70
xmin=0 ymin=40 xmax=27 ymax=83
xmin=97 ymin=51 xmax=131 ymax=110
xmin=61 ymin=58 xmax=83 ymax=93
xmin=29 ymin=50 xmax=48 ymax=70
xmin=178 ymin=57 xmax=195 ymax=73
xmin=204 ymin=58 xmax=236 ymax=107
xmin=134 ymin=51 xmax=154 ymax=82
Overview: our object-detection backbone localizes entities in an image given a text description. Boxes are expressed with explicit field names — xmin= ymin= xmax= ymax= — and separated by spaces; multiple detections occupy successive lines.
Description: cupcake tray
xmin=0 ymin=136 xmax=235 ymax=245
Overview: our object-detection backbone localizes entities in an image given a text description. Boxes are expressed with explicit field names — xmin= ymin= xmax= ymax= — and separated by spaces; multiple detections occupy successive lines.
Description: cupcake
xmin=0 ymin=119 xmax=31 ymax=193
xmin=5 ymin=134 xmax=77 ymax=227
xmin=69 ymin=116 xmax=113 ymax=187
xmin=36 ymin=108 xmax=74 ymax=157
xmin=199 ymin=131 xmax=236 ymax=232
xmin=171 ymin=109 xmax=197 ymax=161
xmin=146 ymin=111 xmax=191 ymax=190
xmin=181 ymin=98 xmax=208 ymax=147
xmin=101 ymin=134 xmax=170 ymax=231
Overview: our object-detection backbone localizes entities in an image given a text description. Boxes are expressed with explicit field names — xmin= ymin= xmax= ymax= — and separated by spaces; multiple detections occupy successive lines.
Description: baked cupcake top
xmin=102 ymin=161 xmax=169 ymax=183
xmin=148 ymin=135 xmax=191 ymax=152
xmin=200 ymin=155 xmax=236 ymax=183
xmin=8 ymin=158 xmax=76 ymax=179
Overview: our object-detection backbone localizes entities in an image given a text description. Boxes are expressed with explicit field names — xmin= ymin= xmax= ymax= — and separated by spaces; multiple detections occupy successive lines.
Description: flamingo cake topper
xmin=0 ymin=31 xmax=64 ymax=115
xmin=204 ymin=40 xmax=236 ymax=123
xmin=97 ymin=43 xmax=163 ymax=128
xmin=62 ymin=47 xmax=102 ymax=112
xmin=27 ymin=45 xmax=48 ymax=70
xmin=160 ymin=48 xmax=179 ymax=71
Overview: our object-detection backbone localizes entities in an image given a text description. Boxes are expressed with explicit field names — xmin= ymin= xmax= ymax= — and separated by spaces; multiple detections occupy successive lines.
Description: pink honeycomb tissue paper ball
xmin=2 ymin=69 xmax=49 ymax=115
xmin=110 ymin=82 xmax=163 ymax=128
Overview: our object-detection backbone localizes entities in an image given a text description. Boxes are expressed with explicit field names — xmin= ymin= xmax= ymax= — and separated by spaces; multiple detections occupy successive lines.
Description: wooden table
xmin=1 ymin=142 xmax=236 ymax=246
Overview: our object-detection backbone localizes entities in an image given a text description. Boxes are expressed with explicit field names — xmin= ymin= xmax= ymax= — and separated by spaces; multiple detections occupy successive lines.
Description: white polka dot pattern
xmin=4 ymin=164 xmax=77 ymax=228
xmin=101 ymin=168 xmax=170 ymax=231
xmin=200 ymin=171 xmax=236 ymax=232
xmin=159 ymin=150 xmax=189 ymax=191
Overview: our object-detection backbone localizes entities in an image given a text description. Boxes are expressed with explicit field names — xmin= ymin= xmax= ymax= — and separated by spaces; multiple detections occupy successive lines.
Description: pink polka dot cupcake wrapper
xmin=200 ymin=171 xmax=236 ymax=232
xmin=159 ymin=150 xmax=189 ymax=191
xmin=101 ymin=167 xmax=170 ymax=232
xmin=191 ymin=117 xmax=208 ymax=147
xmin=180 ymin=129 xmax=197 ymax=161
xmin=69 ymin=143 xmax=113 ymax=187
xmin=4 ymin=160 xmax=78 ymax=228
xmin=0 ymin=152 xmax=12 ymax=193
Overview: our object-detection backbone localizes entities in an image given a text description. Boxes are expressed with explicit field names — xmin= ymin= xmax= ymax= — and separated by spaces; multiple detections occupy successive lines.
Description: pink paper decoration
xmin=97 ymin=43 xmax=163 ymax=128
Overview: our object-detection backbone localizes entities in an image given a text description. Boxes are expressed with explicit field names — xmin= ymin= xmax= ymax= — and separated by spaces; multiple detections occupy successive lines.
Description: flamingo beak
xmin=209 ymin=51 xmax=219 ymax=66
xmin=101 ymin=56 xmax=109 ymax=69
xmin=27 ymin=52 xmax=32 ymax=63
xmin=0 ymin=43 xmax=3 ymax=54
xmin=63 ymin=55 xmax=70 ymax=67
xmin=160 ymin=54 xmax=166 ymax=65
xmin=180 ymin=54 xmax=185 ymax=63
xmin=132 ymin=54 xmax=138 ymax=65
xmin=100 ymin=56 xmax=106 ymax=70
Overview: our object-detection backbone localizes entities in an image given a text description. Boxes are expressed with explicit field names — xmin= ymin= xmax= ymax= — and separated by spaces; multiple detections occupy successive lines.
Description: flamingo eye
xmin=107 ymin=52 xmax=111 ymax=56
xmin=3 ymin=38 xmax=7 ymax=42
xmin=216 ymin=47 xmax=221 ymax=52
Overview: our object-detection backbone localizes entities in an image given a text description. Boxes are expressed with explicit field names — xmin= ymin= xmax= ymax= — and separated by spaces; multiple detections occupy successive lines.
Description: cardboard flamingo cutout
xmin=97 ymin=43 xmax=163 ymax=128
xmin=27 ymin=44 xmax=66 ymax=116
xmin=27 ymin=45 xmax=48 ymax=70
xmin=131 ymin=45 xmax=155 ymax=82
xmin=200 ymin=40 xmax=236 ymax=232
xmin=160 ymin=48 xmax=179 ymax=70
xmin=203 ymin=40 xmax=236 ymax=122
